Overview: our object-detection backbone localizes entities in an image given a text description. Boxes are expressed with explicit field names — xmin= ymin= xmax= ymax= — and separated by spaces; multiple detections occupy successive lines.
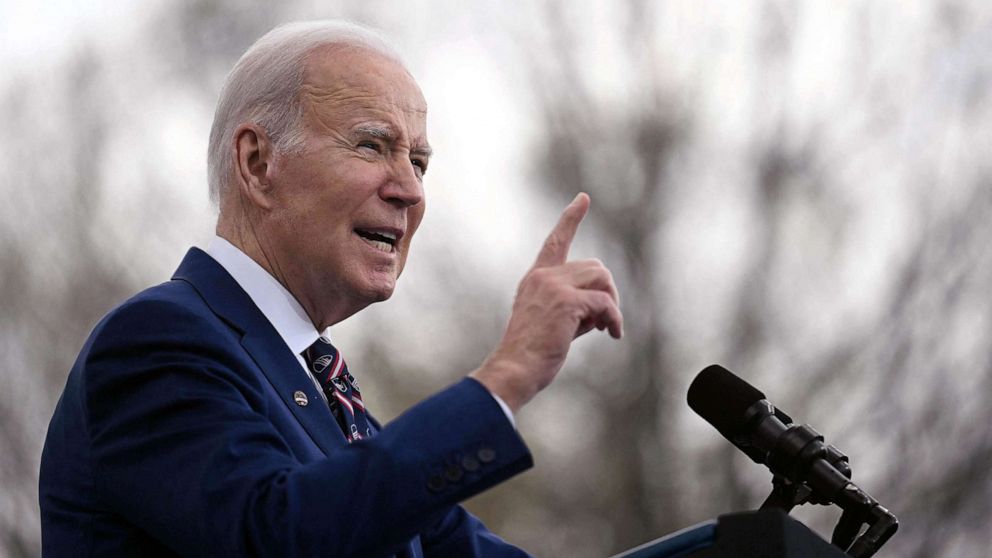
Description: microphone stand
xmin=754 ymin=420 xmax=898 ymax=558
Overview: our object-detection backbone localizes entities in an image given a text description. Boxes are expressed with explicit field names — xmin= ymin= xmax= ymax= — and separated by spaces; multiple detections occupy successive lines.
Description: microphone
xmin=687 ymin=364 xmax=898 ymax=557
xmin=687 ymin=364 xmax=849 ymax=486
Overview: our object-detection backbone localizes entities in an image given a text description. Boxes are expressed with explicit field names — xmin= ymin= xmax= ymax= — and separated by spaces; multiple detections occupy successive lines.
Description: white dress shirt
xmin=204 ymin=236 xmax=514 ymax=425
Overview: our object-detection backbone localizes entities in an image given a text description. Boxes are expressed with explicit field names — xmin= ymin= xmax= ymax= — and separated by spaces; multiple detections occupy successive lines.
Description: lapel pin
xmin=293 ymin=391 xmax=309 ymax=407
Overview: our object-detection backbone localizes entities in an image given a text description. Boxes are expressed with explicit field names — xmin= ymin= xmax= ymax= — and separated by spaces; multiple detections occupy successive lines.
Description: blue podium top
xmin=611 ymin=520 xmax=717 ymax=558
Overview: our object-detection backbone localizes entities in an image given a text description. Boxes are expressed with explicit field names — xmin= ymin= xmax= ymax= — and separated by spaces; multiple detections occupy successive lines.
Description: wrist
xmin=469 ymin=356 xmax=533 ymax=413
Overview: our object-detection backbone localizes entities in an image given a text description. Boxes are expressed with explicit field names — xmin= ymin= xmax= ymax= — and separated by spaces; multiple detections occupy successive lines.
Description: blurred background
xmin=2 ymin=0 xmax=991 ymax=556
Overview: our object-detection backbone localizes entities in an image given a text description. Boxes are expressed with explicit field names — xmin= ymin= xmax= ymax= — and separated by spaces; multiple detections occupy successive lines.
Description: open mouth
xmin=354 ymin=228 xmax=398 ymax=253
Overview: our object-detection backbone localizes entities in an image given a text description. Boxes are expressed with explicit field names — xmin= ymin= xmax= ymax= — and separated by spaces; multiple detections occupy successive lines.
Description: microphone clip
xmin=750 ymin=408 xmax=895 ymax=558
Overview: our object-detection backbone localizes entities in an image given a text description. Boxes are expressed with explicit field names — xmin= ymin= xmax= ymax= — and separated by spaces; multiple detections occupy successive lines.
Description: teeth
xmin=355 ymin=229 xmax=397 ymax=252
xmin=363 ymin=238 xmax=393 ymax=253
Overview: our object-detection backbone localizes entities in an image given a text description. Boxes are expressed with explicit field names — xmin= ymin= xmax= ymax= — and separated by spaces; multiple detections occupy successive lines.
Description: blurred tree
xmin=0 ymin=48 xmax=134 ymax=558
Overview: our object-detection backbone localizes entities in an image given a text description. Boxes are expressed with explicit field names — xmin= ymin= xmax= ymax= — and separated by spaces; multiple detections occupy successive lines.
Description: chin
xmin=369 ymin=287 xmax=394 ymax=303
xmin=343 ymin=264 xmax=401 ymax=307
xmin=357 ymin=276 xmax=397 ymax=304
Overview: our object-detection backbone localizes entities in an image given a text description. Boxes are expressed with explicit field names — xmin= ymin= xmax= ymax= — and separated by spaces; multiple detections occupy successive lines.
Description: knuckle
xmin=596 ymin=264 xmax=613 ymax=279
xmin=543 ymin=234 xmax=562 ymax=252
xmin=527 ymin=267 xmax=552 ymax=284
xmin=520 ymin=268 xmax=568 ymax=299
xmin=576 ymin=257 xmax=601 ymax=267
xmin=590 ymin=264 xmax=615 ymax=288
xmin=549 ymin=282 xmax=573 ymax=303
xmin=597 ymin=292 xmax=620 ymax=312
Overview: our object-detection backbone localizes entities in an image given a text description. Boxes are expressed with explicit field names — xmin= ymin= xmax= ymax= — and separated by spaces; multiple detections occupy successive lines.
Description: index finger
xmin=533 ymin=193 xmax=590 ymax=268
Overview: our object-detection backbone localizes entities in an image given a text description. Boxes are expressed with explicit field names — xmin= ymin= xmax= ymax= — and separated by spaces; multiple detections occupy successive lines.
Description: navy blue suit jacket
xmin=40 ymin=248 xmax=533 ymax=557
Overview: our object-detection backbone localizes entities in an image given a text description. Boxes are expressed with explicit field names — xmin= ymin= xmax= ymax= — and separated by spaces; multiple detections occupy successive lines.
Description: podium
xmin=613 ymin=509 xmax=849 ymax=558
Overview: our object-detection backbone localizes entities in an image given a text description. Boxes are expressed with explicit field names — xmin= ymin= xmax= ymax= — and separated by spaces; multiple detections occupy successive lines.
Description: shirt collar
xmin=205 ymin=235 xmax=325 ymax=357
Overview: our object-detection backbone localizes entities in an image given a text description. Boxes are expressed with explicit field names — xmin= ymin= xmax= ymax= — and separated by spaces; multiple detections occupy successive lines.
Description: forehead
xmin=300 ymin=45 xmax=427 ymax=134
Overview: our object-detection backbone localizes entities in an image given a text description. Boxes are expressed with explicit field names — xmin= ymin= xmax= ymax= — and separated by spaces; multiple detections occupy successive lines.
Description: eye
xmin=357 ymin=140 xmax=381 ymax=153
xmin=411 ymin=157 xmax=427 ymax=177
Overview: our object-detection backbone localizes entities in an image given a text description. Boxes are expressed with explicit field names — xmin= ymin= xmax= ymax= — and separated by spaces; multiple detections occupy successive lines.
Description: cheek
xmin=403 ymin=210 xmax=424 ymax=251
xmin=396 ymin=205 xmax=425 ymax=272
xmin=408 ymin=201 xmax=426 ymax=238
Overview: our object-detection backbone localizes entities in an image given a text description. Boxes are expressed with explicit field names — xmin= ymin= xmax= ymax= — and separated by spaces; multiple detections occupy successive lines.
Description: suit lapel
xmin=172 ymin=248 xmax=346 ymax=455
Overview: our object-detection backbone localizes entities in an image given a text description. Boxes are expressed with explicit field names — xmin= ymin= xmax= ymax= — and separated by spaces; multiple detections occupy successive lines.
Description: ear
xmin=233 ymin=124 xmax=276 ymax=210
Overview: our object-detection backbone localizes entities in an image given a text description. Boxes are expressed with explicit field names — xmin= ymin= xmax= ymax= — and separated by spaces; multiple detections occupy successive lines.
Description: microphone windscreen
xmin=688 ymin=365 xmax=766 ymax=438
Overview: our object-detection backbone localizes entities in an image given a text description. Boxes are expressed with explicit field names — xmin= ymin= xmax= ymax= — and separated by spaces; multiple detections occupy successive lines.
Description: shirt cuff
xmin=489 ymin=391 xmax=516 ymax=429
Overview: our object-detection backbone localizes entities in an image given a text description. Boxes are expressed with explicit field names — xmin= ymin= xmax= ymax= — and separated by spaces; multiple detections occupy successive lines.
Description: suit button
xmin=427 ymin=475 xmax=446 ymax=493
xmin=444 ymin=464 xmax=464 ymax=483
xmin=477 ymin=447 xmax=496 ymax=463
xmin=461 ymin=455 xmax=480 ymax=472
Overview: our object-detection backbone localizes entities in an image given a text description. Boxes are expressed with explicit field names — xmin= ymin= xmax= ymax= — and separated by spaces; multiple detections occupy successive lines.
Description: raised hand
xmin=470 ymin=193 xmax=623 ymax=412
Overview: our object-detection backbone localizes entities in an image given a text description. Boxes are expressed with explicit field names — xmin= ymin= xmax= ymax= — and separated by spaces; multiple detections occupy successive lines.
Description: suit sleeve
xmin=83 ymin=298 xmax=532 ymax=557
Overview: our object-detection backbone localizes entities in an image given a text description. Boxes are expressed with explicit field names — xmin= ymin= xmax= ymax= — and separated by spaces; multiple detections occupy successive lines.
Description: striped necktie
xmin=302 ymin=336 xmax=373 ymax=442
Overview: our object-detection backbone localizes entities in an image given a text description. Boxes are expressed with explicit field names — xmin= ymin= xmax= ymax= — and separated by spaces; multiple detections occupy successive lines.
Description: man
xmin=40 ymin=20 xmax=622 ymax=557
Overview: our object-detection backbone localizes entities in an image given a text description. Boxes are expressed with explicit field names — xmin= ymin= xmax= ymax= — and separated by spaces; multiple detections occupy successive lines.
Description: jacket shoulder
xmin=78 ymin=278 xmax=253 ymax=400
xmin=91 ymin=279 xmax=232 ymax=344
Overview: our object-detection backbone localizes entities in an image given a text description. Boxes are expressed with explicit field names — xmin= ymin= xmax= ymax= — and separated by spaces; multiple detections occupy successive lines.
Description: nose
xmin=380 ymin=157 xmax=424 ymax=208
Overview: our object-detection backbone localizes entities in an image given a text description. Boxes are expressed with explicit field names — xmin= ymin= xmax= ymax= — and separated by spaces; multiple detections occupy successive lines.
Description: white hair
xmin=207 ymin=20 xmax=405 ymax=206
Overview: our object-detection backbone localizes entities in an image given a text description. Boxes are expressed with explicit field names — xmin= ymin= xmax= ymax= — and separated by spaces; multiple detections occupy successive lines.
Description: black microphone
xmin=687 ymin=364 xmax=849 ymax=484
xmin=687 ymin=364 xmax=898 ymax=557
xmin=688 ymin=364 xmax=853 ymax=501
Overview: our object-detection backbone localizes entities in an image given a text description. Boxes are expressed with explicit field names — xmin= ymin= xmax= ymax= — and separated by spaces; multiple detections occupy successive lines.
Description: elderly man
xmin=40 ymin=20 xmax=622 ymax=557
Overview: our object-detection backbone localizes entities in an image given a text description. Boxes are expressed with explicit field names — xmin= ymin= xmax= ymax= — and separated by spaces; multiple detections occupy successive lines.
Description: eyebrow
xmin=354 ymin=123 xmax=433 ymax=158
xmin=411 ymin=144 xmax=434 ymax=158
xmin=354 ymin=123 xmax=395 ymax=139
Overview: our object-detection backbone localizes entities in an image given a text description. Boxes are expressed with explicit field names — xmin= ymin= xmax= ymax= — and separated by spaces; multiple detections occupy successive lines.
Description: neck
xmin=215 ymin=210 xmax=333 ymax=330
xmin=216 ymin=191 xmax=368 ymax=329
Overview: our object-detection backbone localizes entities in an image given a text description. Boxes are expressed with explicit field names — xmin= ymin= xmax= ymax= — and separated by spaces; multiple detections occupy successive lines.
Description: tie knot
xmin=303 ymin=336 xmax=347 ymax=380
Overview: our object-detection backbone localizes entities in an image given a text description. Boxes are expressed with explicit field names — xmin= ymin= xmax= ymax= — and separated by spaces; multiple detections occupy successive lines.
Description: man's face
xmin=265 ymin=46 xmax=430 ymax=322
